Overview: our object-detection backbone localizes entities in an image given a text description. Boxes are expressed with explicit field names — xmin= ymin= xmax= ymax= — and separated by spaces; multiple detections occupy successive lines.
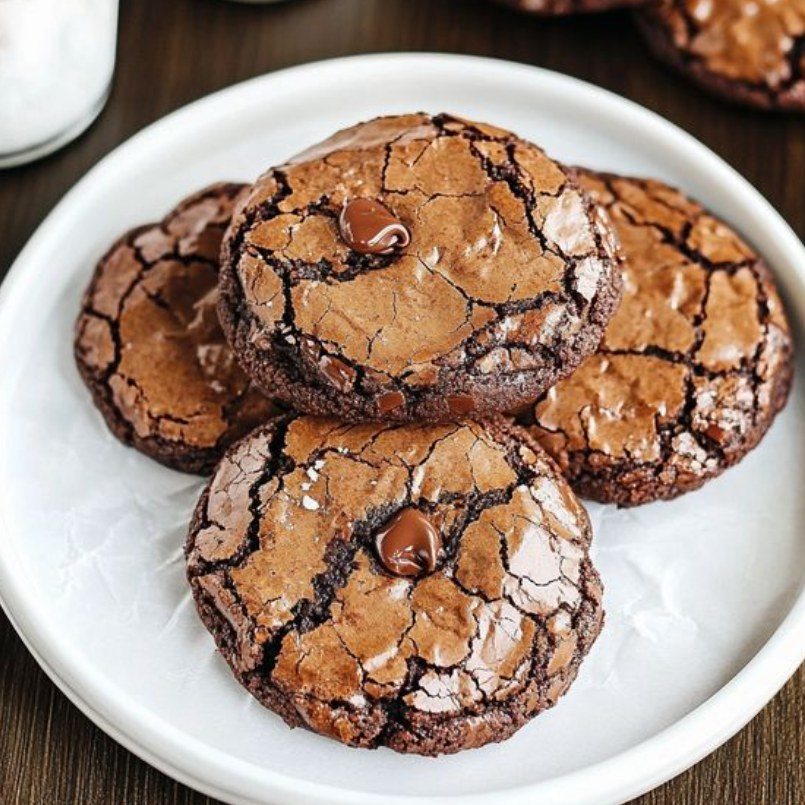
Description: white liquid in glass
xmin=0 ymin=0 xmax=118 ymax=166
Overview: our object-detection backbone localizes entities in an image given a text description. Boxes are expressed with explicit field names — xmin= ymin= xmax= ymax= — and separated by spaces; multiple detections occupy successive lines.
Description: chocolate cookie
xmin=521 ymin=170 xmax=794 ymax=507
xmin=186 ymin=415 xmax=604 ymax=755
xmin=75 ymin=183 xmax=281 ymax=475
xmin=636 ymin=0 xmax=805 ymax=111
xmin=218 ymin=113 xmax=622 ymax=423
xmin=493 ymin=0 xmax=646 ymax=16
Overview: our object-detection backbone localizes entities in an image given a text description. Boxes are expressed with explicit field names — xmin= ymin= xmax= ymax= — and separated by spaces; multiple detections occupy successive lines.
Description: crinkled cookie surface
xmin=218 ymin=113 xmax=621 ymax=422
xmin=522 ymin=170 xmax=793 ymax=506
xmin=75 ymin=183 xmax=280 ymax=474
xmin=186 ymin=415 xmax=604 ymax=755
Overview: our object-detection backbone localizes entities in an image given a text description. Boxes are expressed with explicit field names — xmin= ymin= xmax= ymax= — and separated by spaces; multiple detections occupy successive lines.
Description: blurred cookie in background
xmin=491 ymin=0 xmax=647 ymax=16
xmin=636 ymin=0 xmax=805 ymax=111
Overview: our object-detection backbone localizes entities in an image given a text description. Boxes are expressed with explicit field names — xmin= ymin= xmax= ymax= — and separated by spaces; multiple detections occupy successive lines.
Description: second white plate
xmin=0 ymin=54 xmax=804 ymax=805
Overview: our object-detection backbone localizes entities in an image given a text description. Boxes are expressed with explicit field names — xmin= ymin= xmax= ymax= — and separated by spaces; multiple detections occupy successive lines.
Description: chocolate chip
xmin=338 ymin=198 xmax=410 ymax=255
xmin=704 ymin=423 xmax=728 ymax=443
xmin=375 ymin=507 xmax=441 ymax=577
xmin=446 ymin=394 xmax=475 ymax=416
xmin=319 ymin=355 xmax=357 ymax=392
xmin=378 ymin=390 xmax=405 ymax=414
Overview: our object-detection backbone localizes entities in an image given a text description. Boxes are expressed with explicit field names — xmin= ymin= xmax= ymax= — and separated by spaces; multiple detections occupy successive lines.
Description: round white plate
xmin=0 ymin=54 xmax=803 ymax=805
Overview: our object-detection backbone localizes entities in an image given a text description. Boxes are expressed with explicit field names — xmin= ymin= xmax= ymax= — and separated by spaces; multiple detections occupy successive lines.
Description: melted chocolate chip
xmin=338 ymin=198 xmax=410 ymax=255
xmin=378 ymin=390 xmax=405 ymax=414
xmin=319 ymin=355 xmax=357 ymax=392
xmin=375 ymin=507 xmax=441 ymax=577
xmin=446 ymin=394 xmax=475 ymax=416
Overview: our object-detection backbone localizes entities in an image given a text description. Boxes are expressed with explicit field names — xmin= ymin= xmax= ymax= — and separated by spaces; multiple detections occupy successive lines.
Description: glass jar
xmin=0 ymin=0 xmax=119 ymax=168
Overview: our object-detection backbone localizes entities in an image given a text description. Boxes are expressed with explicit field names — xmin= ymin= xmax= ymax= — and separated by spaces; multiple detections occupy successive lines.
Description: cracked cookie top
xmin=218 ymin=113 xmax=622 ymax=422
xmin=522 ymin=170 xmax=793 ymax=507
xmin=637 ymin=0 xmax=805 ymax=110
xmin=185 ymin=415 xmax=603 ymax=755
xmin=74 ymin=183 xmax=281 ymax=475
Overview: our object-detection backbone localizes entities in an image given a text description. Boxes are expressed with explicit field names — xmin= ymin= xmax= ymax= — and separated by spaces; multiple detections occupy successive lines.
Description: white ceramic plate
xmin=0 ymin=54 xmax=803 ymax=805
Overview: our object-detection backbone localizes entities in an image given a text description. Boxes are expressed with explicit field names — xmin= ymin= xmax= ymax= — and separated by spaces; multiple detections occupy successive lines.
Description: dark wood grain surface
xmin=0 ymin=0 xmax=802 ymax=802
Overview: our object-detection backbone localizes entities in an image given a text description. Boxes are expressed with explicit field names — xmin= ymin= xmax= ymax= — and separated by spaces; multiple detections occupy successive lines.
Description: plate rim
xmin=0 ymin=52 xmax=803 ymax=805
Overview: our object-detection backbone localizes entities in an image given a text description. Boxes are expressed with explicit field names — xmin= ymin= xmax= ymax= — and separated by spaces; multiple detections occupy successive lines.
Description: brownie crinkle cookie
xmin=186 ymin=415 xmax=604 ymax=755
xmin=521 ymin=170 xmax=793 ymax=507
xmin=637 ymin=0 xmax=805 ymax=111
xmin=75 ymin=183 xmax=281 ymax=475
xmin=218 ymin=113 xmax=622 ymax=422
xmin=493 ymin=0 xmax=646 ymax=16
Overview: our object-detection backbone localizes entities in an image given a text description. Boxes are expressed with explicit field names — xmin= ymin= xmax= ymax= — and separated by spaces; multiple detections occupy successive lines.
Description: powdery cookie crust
xmin=521 ymin=170 xmax=794 ymax=507
xmin=636 ymin=0 xmax=805 ymax=111
xmin=493 ymin=0 xmax=646 ymax=16
xmin=218 ymin=113 xmax=622 ymax=423
xmin=185 ymin=415 xmax=603 ymax=755
xmin=75 ymin=183 xmax=281 ymax=475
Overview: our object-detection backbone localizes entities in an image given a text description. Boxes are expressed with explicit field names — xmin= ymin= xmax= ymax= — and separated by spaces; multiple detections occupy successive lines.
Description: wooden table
xmin=1 ymin=0 xmax=802 ymax=802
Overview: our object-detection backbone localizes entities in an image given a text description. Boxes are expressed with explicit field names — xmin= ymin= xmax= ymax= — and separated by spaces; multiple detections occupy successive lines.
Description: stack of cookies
xmin=74 ymin=113 xmax=793 ymax=756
